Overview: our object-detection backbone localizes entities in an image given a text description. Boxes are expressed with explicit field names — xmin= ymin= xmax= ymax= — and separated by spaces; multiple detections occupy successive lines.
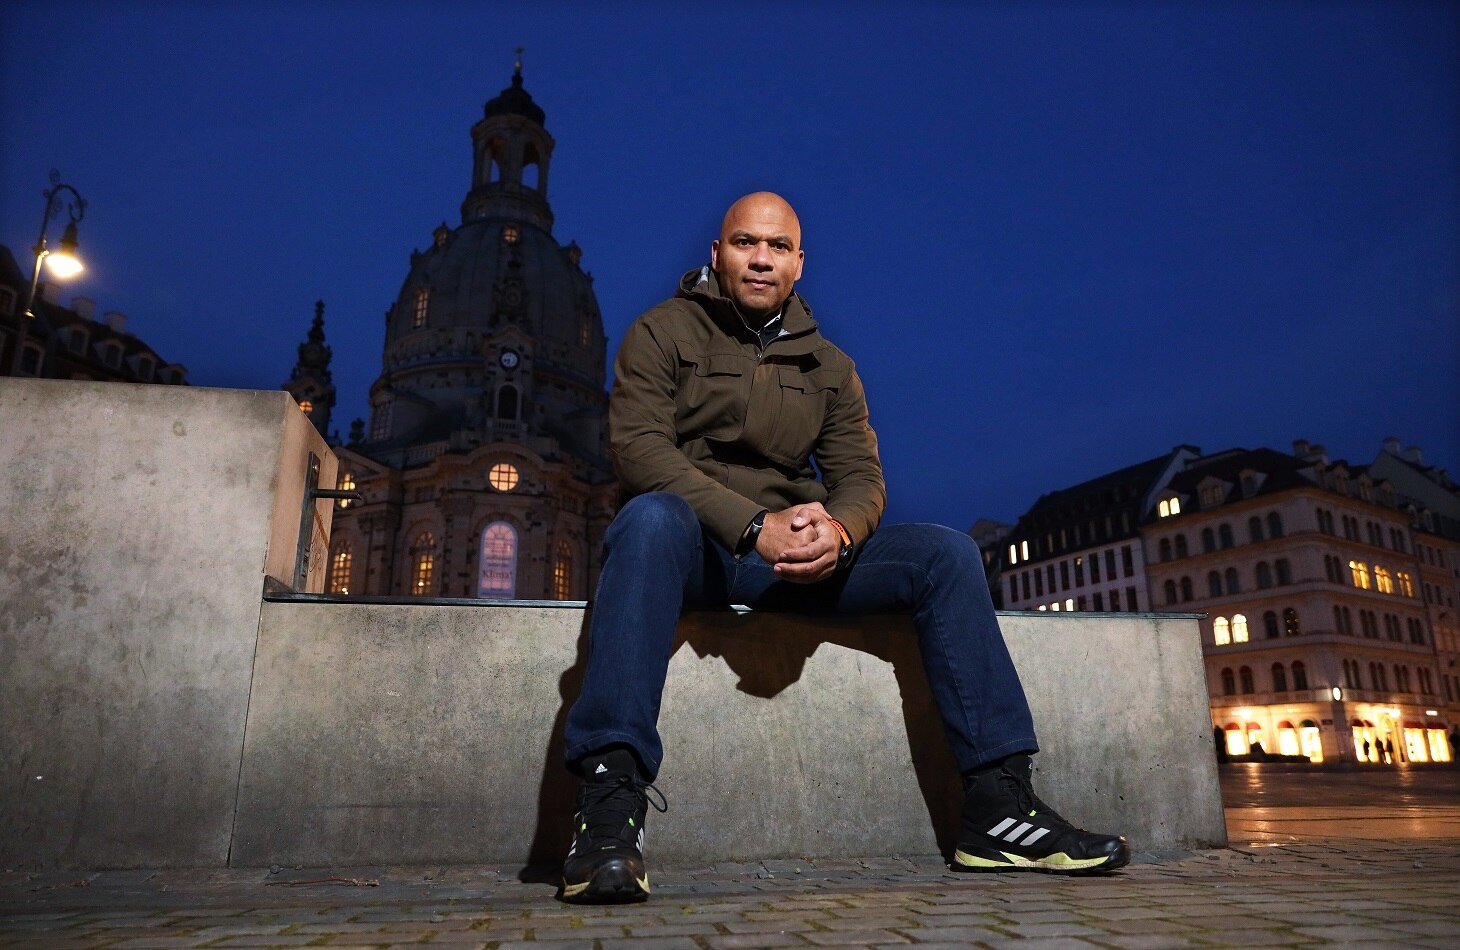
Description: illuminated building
xmin=285 ymin=66 xmax=615 ymax=599
xmin=985 ymin=438 xmax=1458 ymax=765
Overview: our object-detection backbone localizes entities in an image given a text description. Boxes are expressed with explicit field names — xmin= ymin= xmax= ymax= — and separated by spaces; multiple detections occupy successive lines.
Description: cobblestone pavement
xmin=4 ymin=843 xmax=1460 ymax=949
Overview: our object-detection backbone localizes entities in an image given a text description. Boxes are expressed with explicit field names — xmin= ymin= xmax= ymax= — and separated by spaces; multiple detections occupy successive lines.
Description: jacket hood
xmin=676 ymin=266 xmax=818 ymax=337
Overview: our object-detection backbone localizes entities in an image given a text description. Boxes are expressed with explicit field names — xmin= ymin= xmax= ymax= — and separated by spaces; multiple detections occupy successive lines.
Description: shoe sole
xmin=952 ymin=843 xmax=1131 ymax=875
xmin=562 ymin=857 xmax=650 ymax=904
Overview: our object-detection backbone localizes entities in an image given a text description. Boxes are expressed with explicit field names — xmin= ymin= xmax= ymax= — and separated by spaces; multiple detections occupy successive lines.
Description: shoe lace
xmin=576 ymin=774 xmax=668 ymax=847
xmin=1000 ymin=771 xmax=1072 ymax=831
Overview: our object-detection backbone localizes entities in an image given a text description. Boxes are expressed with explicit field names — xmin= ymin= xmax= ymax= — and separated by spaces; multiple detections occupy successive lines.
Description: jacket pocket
xmin=674 ymin=341 xmax=748 ymax=438
xmin=765 ymin=364 xmax=841 ymax=465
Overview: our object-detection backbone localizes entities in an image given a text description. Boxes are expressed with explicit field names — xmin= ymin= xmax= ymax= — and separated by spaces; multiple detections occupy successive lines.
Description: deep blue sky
xmin=3 ymin=1 xmax=1456 ymax=527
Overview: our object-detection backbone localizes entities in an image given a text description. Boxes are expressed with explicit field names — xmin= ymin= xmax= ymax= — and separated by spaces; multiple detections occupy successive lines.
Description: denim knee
xmin=606 ymin=491 xmax=700 ymax=551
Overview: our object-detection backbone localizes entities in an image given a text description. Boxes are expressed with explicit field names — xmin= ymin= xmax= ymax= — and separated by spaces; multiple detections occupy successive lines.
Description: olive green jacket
xmin=609 ymin=266 xmax=886 ymax=552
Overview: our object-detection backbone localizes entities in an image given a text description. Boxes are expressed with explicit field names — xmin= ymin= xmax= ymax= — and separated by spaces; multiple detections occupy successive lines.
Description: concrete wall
xmin=0 ymin=380 xmax=334 ymax=869
xmin=234 ymin=604 xmax=1225 ymax=868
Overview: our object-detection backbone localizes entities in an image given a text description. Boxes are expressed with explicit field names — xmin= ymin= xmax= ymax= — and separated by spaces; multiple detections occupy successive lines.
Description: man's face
xmin=710 ymin=193 xmax=804 ymax=321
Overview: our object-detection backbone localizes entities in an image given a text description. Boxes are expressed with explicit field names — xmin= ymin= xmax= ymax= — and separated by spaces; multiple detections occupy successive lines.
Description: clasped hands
xmin=754 ymin=502 xmax=841 ymax=584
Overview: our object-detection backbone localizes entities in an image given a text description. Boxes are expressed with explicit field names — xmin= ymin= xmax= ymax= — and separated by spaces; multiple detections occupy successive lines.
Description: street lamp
xmin=11 ymin=169 xmax=87 ymax=375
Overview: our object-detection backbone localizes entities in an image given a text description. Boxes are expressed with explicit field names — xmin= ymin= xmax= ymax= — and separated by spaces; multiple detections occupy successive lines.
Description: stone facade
xmin=985 ymin=438 xmax=1460 ymax=766
xmin=292 ymin=68 xmax=616 ymax=600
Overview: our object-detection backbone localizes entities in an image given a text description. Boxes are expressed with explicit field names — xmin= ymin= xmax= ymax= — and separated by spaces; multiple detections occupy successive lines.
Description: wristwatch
xmin=737 ymin=509 xmax=768 ymax=556
xmin=826 ymin=516 xmax=854 ymax=572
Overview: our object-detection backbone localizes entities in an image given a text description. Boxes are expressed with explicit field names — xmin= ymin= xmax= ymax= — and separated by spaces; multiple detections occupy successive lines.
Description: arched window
xmin=1232 ymin=613 xmax=1249 ymax=643
xmin=477 ymin=521 xmax=518 ymax=599
xmin=328 ymin=541 xmax=353 ymax=595
xmin=1283 ymin=607 xmax=1300 ymax=637
xmin=1219 ymin=524 xmax=1234 ymax=549
xmin=1201 ymin=528 xmax=1215 ymax=553
xmin=1207 ymin=571 xmax=1223 ymax=598
xmin=1175 ymin=535 xmax=1189 ymax=558
xmin=1271 ymin=663 xmax=1288 ymax=692
xmin=497 ymin=384 xmax=519 ymax=420
xmin=1275 ymin=559 xmax=1292 ymax=585
xmin=1248 ymin=516 xmax=1264 ymax=544
xmin=1239 ymin=666 xmax=1254 ymax=694
xmin=1263 ymin=611 xmax=1279 ymax=639
xmin=552 ymin=540 xmax=573 ymax=600
xmin=1225 ymin=567 xmax=1240 ymax=594
xmin=1291 ymin=661 xmax=1308 ymax=691
xmin=1344 ymin=660 xmax=1358 ymax=689
xmin=1214 ymin=616 xmax=1231 ymax=645
xmin=1221 ymin=668 xmax=1236 ymax=695
xmin=1256 ymin=561 xmax=1273 ymax=589
xmin=487 ymin=136 xmax=506 ymax=182
xmin=413 ymin=287 xmax=429 ymax=328
xmin=1164 ymin=579 xmax=1177 ymax=605
xmin=1350 ymin=560 xmax=1370 ymax=589
xmin=1180 ymin=576 xmax=1194 ymax=602
xmin=410 ymin=532 xmax=436 ymax=596
xmin=1159 ymin=538 xmax=1172 ymax=562
xmin=1267 ymin=512 xmax=1284 ymax=537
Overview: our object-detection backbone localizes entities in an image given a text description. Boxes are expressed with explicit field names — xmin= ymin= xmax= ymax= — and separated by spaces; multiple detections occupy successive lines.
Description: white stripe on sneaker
xmin=987 ymin=818 xmax=1017 ymax=837
xmin=1002 ymin=821 xmax=1033 ymax=842
xmin=1021 ymin=827 xmax=1050 ymax=846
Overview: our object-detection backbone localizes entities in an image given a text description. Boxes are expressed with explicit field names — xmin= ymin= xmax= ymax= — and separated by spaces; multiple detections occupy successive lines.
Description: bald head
xmin=719 ymin=192 xmax=802 ymax=249
xmin=711 ymin=192 xmax=805 ymax=322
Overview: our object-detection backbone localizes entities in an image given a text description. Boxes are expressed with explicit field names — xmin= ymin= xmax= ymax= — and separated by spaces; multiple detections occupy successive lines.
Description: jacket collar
xmin=677 ymin=266 xmax=818 ymax=339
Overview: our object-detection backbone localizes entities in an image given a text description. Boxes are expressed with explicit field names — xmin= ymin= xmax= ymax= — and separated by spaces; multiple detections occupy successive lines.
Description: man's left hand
xmin=763 ymin=503 xmax=840 ymax=584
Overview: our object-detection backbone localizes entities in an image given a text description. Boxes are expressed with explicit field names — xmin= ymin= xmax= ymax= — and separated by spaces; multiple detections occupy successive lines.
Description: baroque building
xmin=983 ymin=438 xmax=1459 ymax=767
xmin=292 ymin=67 xmax=616 ymax=601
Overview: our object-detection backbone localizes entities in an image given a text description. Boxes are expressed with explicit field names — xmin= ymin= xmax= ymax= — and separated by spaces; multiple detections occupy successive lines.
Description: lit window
xmin=1396 ymin=571 xmax=1414 ymax=597
xmin=328 ymin=543 xmax=353 ymax=595
xmin=1158 ymin=499 xmax=1172 ymax=518
xmin=578 ymin=315 xmax=591 ymax=347
xmin=553 ymin=541 xmax=573 ymax=600
xmin=1283 ymin=607 xmax=1300 ymax=637
xmin=410 ymin=532 xmax=436 ymax=596
xmin=503 ymin=225 xmax=519 ymax=245
xmin=337 ymin=471 xmax=355 ymax=509
xmin=1064 ymin=598 xmax=1074 ymax=611
xmin=1008 ymin=543 xmax=1018 ymax=564
xmin=413 ymin=287 xmax=429 ymax=328
xmin=1375 ymin=566 xmax=1394 ymax=594
xmin=1020 ymin=540 xmax=1029 ymax=560
xmin=1232 ymin=613 xmax=1249 ymax=643
xmin=489 ymin=462 xmax=520 ymax=491
xmin=1214 ymin=616 xmax=1230 ymax=645
xmin=298 ymin=399 xmax=313 ymax=413
xmin=478 ymin=521 xmax=518 ymax=599
xmin=1350 ymin=560 xmax=1370 ymax=589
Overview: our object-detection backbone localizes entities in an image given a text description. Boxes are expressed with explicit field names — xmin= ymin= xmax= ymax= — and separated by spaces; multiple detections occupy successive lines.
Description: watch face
xmin=499 ymin=348 xmax=520 ymax=369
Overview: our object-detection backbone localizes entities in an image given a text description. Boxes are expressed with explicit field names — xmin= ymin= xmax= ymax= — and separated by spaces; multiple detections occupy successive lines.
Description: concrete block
xmin=0 ymin=380 xmax=336 ymax=869
xmin=232 ymin=604 xmax=1223 ymax=868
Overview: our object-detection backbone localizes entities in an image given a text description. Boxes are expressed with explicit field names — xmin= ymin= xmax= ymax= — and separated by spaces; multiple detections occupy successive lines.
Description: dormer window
xmin=102 ymin=341 xmax=123 ymax=368
xmin=502 ymin=225 xmax=519 ymax=246
xmin=1158 ymin=497 xmax=1182 ymax=518
xmin=413 ymin=287 xmax=429 ymax=329
xmin=1199 ymin=484 xmax=1225 ymax=507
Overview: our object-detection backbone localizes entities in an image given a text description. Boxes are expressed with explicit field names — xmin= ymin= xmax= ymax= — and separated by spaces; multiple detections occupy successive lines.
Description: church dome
xmin=365 ymin=69 xmax=608 ymax=469
xmin=484 ymin=73 xmax=545 ymax=126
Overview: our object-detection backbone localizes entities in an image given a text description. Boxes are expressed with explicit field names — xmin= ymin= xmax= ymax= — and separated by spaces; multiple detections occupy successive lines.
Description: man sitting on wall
xmin=560 ymin=192 xmax=1129 ymax=903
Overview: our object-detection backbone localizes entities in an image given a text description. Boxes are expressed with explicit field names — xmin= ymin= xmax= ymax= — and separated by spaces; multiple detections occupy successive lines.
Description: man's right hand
xmin=755 ymin=504 xmax=841 ymax=584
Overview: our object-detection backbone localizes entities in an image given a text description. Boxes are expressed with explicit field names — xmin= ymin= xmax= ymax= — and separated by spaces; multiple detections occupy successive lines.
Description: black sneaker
xmin=561 ymin=748 xmax=667 ymax=903
xmin=953 ymin=754 xmax=1130 ymax=874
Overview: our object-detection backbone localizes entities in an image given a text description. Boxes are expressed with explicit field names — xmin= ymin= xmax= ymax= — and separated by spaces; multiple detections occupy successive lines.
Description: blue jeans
xmin=564 ymin=492 xmax=1038 ymax=779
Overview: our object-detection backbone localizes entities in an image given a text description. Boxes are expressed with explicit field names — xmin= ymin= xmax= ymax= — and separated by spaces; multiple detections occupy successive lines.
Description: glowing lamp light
xmin=45 ymin=221 xmax=84 ymax=277
xmin=1331 ymin=686 xmax=1342 ymax=701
